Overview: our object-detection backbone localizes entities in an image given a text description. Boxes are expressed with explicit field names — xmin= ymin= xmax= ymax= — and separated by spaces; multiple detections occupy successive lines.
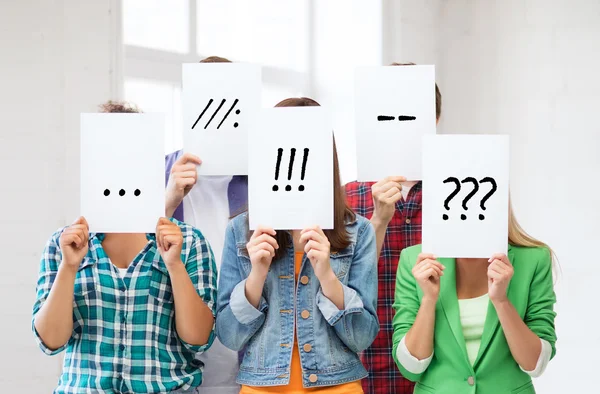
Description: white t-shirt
xmin=182 ymin=175 xmax=240 ymax=393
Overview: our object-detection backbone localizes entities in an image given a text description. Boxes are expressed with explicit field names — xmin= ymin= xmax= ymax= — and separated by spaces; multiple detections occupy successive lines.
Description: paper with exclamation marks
xmin=248 ymin=107 xmax=333 ymax=230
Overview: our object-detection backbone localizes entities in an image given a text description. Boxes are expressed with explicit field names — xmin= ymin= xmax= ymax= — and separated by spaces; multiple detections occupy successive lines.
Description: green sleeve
xmin=524 ymin=248 xmax=557 ymax=359
xmin=391 ymin=247 xmax=424 ymax=382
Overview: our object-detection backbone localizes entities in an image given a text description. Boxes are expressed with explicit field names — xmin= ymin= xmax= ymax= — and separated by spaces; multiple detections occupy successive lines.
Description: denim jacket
xmin=216 ymin=213 xmax=379 ymax=388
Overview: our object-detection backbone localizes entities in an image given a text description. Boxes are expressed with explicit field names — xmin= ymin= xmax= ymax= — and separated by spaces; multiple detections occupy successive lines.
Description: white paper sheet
xmin=422 ymin=135 xmax=510 ymax=258
xmin=80 ymin=113 xmax=165 ymax=233
xmin=355 ymin=65 xmax=436 ymax=181
xmin=182 ymin=63 xmax=261 ymax=175
xmin=248 ymin=107 xmax=333 ymax=230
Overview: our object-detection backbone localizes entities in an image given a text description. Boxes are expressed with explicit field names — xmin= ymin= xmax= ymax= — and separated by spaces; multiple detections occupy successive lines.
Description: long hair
xmin=508 ymin=199 xmax=558 ymax=275
xmin=252 ymin=97 xmax=355 ymax=258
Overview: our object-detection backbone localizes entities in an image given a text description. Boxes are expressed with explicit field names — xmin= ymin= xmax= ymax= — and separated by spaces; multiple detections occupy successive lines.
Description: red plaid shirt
xmin=345 ymin=181 xmax=422 ymax=394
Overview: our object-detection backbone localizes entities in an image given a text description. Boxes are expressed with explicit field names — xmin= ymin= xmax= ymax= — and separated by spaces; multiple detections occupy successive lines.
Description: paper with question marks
xmin=422 ymin=135 xmax=509 ymax=258
xmin=248 ymin=107 xmax=333 ymax=230
xmin=355 ymin=65 xmax=436 ymax=181
xmin=182 ymin=63 xmax=261 ymax=175
xmin=80 ymin=113 xmax=165 ymax=233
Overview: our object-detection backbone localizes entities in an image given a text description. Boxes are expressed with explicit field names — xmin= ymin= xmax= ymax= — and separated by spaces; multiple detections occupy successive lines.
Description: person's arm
xmin=33 ymin=218 xmax=89 ymax=354
xmin=370 ymin=176 xmax=405 ymax=258
xmin=312 ymin=221 xmax=380 ymax=353
xmin=392 ymin=249 xmax=444 ymax=382
xmin=156 ymin=218 xmax=216 ymax=349
xmin=216 ymin=223 xmax=275 ymax=351
xmin=165 ymin=152 xmax=201 ymax=218
xmin=489 ymin=250 xmax=556 ymax=375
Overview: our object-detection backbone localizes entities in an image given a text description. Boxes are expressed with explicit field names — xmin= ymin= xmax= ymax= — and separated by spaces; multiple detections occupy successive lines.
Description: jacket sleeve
xmin=215 ymin=222 xmax=268 ymax=351
xmin=391 ymin=247 xmax=426 ymax=382
xmin=524 ymin=248 xmax=557 ymax=359
xmin=316 ymin=220 xmax=379 ymax=353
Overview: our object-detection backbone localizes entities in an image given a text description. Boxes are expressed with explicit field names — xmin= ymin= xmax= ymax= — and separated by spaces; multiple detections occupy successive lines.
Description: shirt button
xmin=301 ymin=310 xmax=310 ymax=319
xmin=300 ymin=276 xmax=309 ymax=285
xmin=119 ymin=344 xmax=125 ymax=351
xmin=309 ymin=374 xmax=318 ymax=383
xmin=405 ymin=218 xmax=411 ymax=224
xmin=303 ymin=343 xmax=312 ymax=353
xmin=467 ymin=376 xmax=475 ymax=386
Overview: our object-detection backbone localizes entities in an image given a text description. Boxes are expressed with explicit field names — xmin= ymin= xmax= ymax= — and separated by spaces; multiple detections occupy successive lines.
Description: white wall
xmin=386 ymin=0 xmax=600 ymax=391
xmin=0 ymin=0 xmax=117 ymax=390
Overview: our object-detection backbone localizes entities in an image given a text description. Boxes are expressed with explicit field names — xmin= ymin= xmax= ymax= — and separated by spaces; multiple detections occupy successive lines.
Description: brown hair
xmin=99 ymin=101 xmax=141 ymax=113
xmin=257 ymin=97 xmax=355 ymax=258
xmin=200 ymin=56 xmax=232 ymax=63
xmin=390 ymin=62 xmax=442 ymax=121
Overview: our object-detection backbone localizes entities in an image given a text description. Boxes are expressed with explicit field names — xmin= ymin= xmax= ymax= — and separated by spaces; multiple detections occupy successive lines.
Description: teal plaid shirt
xmin=32 ymin=219 xmax=217 ymax=394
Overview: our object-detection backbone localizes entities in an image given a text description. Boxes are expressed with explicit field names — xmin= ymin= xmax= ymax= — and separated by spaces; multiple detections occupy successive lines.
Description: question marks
xmin=273 ymin=148 xmax=310 ymax=192
xmin=442 ymin=176 xmax=497 ymax=221
xmin=460 ymin=177 xmax=479 ymax=220
xmin=442 ymin=177 xmax=461 ymax=220
xmin=478 ymin=177 xmax=497 ymax=220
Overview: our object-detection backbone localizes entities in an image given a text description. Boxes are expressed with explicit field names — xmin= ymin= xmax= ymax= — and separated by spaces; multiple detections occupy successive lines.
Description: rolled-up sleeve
xmin=315 ymin=219 xmax=379 ymax=354
xmin=216 ymin=222 xmax=268 ymax=351
xmin=32 ymin=229 xmax=79 ymax=356
xmin=181 ymin=228 xmax=219 ymax=354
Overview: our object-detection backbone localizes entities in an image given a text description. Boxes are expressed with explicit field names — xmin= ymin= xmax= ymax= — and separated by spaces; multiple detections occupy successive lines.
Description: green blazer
xmin=392 ymin=244 xmax=557 ymax=394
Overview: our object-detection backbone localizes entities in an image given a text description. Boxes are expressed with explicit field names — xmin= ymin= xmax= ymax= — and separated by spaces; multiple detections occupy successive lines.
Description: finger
xmin=63 ymin=232 xmax=83 ymax=248
xmin=304 ymin=240 xmax=324 ymax=254
xmin=256 ymin=242 xmax=276 ymax=257
xmin=383 ymin=191 xmax=403 ymax=205
xmin=421 ymin=267 xmax=440 ymax=281
xmin=158 ymin=217 xmax=172 ymax=226
xmin=307 ymin=249 xmax=321 ymax=262
xmin=79 ymin=216 xmax=89 ymax=230
xmin=73 ymin=216 xmax=86 ymax=225
xmin=164 ymin=235 xmax=181 ymax=247
xmin=487 ymin=270 xmax=503 ymax=280
xmin=256 ymin=249 xmax=272 ymax=261
xmin=174 ymin=170 xmax=198 ymax=180
xmin=488 ymin=253 xmax=510 ymax=265
xmin=251 ymin=233 xmax=279 ymax=250
xmin=176 ymin=177 xmax=197 ymax=187
xmin=489 ymin=259 xmax=510 ymax=273
xmin=374 ymin=176 xmax=407 ymax=187
xmin=489 ymin=264 xmax=508 ymax=277
xmin=416 ymin=253 xmax=437 ymax=265
xmin=173 ymin=163 xmax=198 ymax=173
xmin=299 ymin=229 xmax=327 ymax=245
xmin=418 ymin=262 xmax=443 ymax=277
xmin=251 ymin=227 xmax=277 ymax=239
xmin=381 ymin=186 xmax=401 ymax=199
xmin=178 ymin=153 xmax=202 ymax=166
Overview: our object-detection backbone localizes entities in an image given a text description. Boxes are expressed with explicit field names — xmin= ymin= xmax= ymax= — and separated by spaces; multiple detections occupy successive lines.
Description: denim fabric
xmin=216 ymin=213 xmax=379 ymax=388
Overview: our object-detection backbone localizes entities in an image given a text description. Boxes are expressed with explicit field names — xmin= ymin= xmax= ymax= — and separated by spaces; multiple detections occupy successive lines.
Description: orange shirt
xmin=240 ymin=252 xmax=363 ymax=394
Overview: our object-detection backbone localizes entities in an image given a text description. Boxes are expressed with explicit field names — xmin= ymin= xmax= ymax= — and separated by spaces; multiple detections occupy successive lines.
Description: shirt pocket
xmin=148 ymin=260 xmax=174 ymax=305
xmin=329 ymin=246 xmax=354 ymax=282
xmin=236 ymin=242 xmax=252 ymax=276
xmin=72 ymin=258 xmax=98 ymax=335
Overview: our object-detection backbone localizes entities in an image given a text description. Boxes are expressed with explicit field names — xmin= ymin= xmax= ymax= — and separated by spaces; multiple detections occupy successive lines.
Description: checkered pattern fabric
xmin=32 ymin=218 xmax=217 ymax=394
xmin=345 ymin=181 xmax=422 ymax=394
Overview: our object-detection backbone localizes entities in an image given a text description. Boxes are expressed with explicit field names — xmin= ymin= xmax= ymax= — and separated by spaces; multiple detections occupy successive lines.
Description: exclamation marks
xmin=286 ymin=148 xmax=296 ymax=191
xmin=299 ymin=148 xmax=309 ymax=192
xmin=272 ymin=148 xmax=283 ymax=191
xmin=272 ymin=148 xmax=310 ymax=192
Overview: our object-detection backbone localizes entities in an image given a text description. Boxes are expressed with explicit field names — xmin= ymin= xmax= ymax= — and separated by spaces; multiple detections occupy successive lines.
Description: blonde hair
xmin=508 ymin=200 xmax=559 ymax=273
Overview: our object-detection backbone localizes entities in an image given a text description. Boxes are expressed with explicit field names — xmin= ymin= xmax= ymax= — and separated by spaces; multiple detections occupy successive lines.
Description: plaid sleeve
xmin=179 ymin=227 xmax=218 ymax=353
xmin=32 ymin=228 xmax=81 ymax=355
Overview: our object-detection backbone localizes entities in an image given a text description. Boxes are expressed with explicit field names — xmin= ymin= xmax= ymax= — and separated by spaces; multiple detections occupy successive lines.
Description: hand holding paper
xmin=59 ymin=217 xmax=90 ymax=270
